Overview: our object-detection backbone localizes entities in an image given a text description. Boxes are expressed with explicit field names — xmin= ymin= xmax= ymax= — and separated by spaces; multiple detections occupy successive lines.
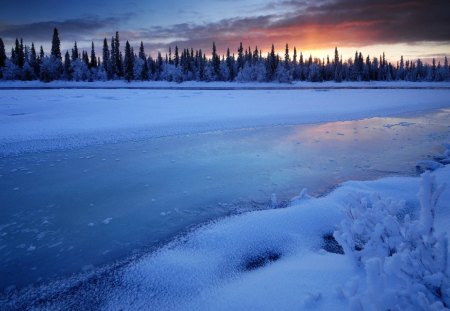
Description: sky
xmin=0 ymin=0 xmax=449 ymax=62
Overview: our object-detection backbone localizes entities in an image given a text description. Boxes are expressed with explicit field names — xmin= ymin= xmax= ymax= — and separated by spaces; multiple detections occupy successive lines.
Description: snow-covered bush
xmin=335 ymin=172 xmax=449 ymax=309
xmin=39 ymin=56 xmax=62 ymax=82
xmin=71 ymin=59 xmax=90 ymax=81
xmin=1 ymin=59 xmax=20 ymax=80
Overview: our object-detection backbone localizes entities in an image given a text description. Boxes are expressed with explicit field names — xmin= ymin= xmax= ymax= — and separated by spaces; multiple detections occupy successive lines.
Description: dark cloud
xmin=0 ymin=14 xmax=132 ymax=42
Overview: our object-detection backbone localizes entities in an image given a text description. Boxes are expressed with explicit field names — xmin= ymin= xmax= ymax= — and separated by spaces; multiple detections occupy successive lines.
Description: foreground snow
xmin=1 ymin=88 xmax=449 ymax=154
xmin=5 ymin=159 xmax=449 ymax=310
xmin=101 ymin=163 xmax=449 ymax=311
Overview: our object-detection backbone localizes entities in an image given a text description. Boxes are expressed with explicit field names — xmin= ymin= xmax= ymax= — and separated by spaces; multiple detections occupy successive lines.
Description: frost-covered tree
xmin=219 ymin=59 xmax=230 ymax=81
xmin=71 ymin=58 xmax=90 ymax=81
xmin=2 ymin=59 xmax=19 ymax=80
xmin=275 ymin=62 xmax=291 ymax=83
xmin=39 ymin=56 xmax=62 ymax=82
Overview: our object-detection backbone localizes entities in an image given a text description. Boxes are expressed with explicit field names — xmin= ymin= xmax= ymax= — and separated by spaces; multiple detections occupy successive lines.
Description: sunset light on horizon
xmin=1 ymin=0 xmax=449 ymax=63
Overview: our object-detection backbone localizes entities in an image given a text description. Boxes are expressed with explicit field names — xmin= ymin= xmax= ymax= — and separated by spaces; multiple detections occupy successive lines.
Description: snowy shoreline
xmin=1 ymin=80 xmax=450 ymax=89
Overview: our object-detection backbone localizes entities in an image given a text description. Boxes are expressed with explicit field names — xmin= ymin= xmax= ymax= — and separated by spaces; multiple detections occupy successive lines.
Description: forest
xmin=0 ymin=28 xmax=449 ymax=83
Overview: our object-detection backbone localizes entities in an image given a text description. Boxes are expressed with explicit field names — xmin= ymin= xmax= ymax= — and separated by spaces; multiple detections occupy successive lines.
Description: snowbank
xmin=1 ymin=88 xmax=449 ymax=154
xmin=102 ymin=165 xmax=449 ymax=311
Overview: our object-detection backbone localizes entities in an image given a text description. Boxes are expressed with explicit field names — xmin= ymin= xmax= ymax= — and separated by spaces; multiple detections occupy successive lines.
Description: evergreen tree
xmin=82 ymin=51 xmax=89 ymax=66
xmin=63 ymin=51 xmax=72 ymax=80
xmin=39 ymin=46 xmax=45 ymax=59
xmin=29 ymin=43 xmax=38 ymax=76
xmin=212 ymin=42 xmax=220 ymax=79
xmin=444 ymin=56 xmax=449 ymax=80
xmin=267 ymin=44 xmax=277 ymax=80
xmin=174 ymin=45 xmax=179 ymax=67
xmin=102 ymin=38 xmax=112 ymax=79
xmin=0 ymin=38 xmax=6 ymax=68
xmin=138 ymin=41 xmax=148 ymax=80
xmin=226 ymin=48 xmax=235 ymax=81
xmin=334 ymin=47 xmax=339 ymax=65
xmin=72 ymin=42 xmax=79 ymax=61
xmin=124 ymin=41 xmax=134 ymax=82
xmin=293 ymin=47 xmax=297 ymax=66
xmin=51 ymin=28 xmax=61 ymax=60
xmin=237 ymin=42 xmax=244 ymax=72
xmin=14 ymin=38 xmax=25 ymax=68
xmin=114 ymin=32 xmax=123 ymax=77
xmin=284 ymin=43 xmax=290 ymax=70
xmin=90 ymin=42 xmax=97 ymax=69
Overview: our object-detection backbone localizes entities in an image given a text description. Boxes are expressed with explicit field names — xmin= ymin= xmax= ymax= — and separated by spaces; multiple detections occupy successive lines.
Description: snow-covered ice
xmin=1 ymin=88 xmax=450 ymax=154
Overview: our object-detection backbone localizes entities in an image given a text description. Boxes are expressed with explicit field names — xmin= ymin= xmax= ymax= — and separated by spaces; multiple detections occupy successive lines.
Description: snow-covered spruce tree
xmin=334 ymin=172 xmax=449 ymax=309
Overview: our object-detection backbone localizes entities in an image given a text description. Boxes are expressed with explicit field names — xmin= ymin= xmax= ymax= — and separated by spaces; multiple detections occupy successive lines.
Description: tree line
xmin=0 ymin=28 xmax=449 ymax=83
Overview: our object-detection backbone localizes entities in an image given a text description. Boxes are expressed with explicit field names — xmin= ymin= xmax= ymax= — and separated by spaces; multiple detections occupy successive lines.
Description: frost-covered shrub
xmin=1 ymin=59 xmax=20 ymax=80
xmin=39 ymin=56 xmax=62 ymax=82
xmin=71 ymin=59 xmax=90 ymax=81
xmin=335 ymin=172 xmax=449 ymax=310
xmin=275 ymin=63 xmax=292 ymax=83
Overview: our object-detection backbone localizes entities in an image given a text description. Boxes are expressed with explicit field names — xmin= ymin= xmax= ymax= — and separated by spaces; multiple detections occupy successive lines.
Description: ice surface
xmin=1 ymin=88 xmax=450 ymax=155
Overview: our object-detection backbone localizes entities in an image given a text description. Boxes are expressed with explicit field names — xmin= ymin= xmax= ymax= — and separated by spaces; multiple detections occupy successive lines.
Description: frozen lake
xmin=1 ymin=108 xmax=449 ymax=292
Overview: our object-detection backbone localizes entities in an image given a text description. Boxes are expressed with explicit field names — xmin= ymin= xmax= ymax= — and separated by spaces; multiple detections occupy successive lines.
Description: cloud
xmin=115 ymin=0 xmax=450 ymax=55
xmin=1 ymin=0 xmax=449 ymax=57
xmin=0 ymin=14 xmax=132 ymax=42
